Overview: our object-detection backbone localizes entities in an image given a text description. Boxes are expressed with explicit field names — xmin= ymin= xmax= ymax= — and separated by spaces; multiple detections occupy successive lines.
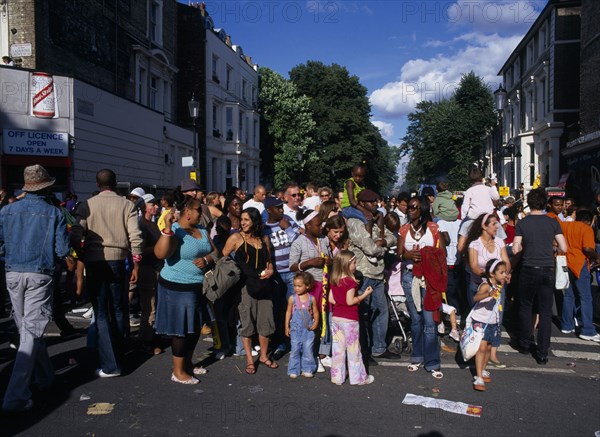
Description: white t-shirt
xmin=437 ymin=219 xmax=460 ymax=266
xmin=242 ymin=198 xmax=265 ymax=214
xmin=303 ymin=195 xmax=321 ymax=211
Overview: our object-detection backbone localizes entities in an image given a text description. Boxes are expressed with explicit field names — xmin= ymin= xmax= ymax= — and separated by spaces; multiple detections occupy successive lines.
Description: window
xmin=253 ymin=119 xmax=258 ymax=148
xmin=226 ymin=160 xmax=232 ymax=176
xmin=251 ymin=86 xmax=257 ymax=106
xmin=242 ymin=80 xmax=247 ymax=101
xmin=212 ymin=104 xmax=218 ymax=131
xmin=540 ymin=25 xmax=547 ymax=53
xmin=245 ymin=115 xmax=249 ymax=144
xmin=226 ymin=108 xmax=233 ymax=140
xmin=226 ymin=66 xmax=232 ymax=90
xmin=148 ymin=1 xmax=163 ymax=45
xmin=150 ymin=75 xmax=158 ymax=109
xmin=540 ymin=79 xmax=546 ymax=118
xmin=527 ymin=42 xmax=534 ymax=69
xmin=212 ymin=55 xmax=219 ymax=82
xmin=238 ymin=112 xmax=243 ymax=142
xmin=137 ymin=67 xmax=147 ymax=104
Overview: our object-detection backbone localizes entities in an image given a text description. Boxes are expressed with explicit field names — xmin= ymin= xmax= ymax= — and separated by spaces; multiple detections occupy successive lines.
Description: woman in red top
xmin=328 ymin=250 xmax=374 ymax=385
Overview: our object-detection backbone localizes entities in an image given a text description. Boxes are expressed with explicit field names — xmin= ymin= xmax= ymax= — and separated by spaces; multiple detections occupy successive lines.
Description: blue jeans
xmin=86 ymin=260 xmax=128 ymax=374
xmin=445 ymin=267 xmax=460 ymax=312
xmin=562 ymin=262 xmax=595 ymax=336
xmin=359 ymin=277 xmax=388 ymax=356
xmin=342 ymin=206 xmax=368 ymax=224
xmin=518 ymin=266 xmax=555 ymax=356
xmin=3 ymin=272 xmax=54 ymax=411
xmin=288 ymin=313 xmax=316 ymax=375
xmin=402 ymin=270 xmax=441 ymax=371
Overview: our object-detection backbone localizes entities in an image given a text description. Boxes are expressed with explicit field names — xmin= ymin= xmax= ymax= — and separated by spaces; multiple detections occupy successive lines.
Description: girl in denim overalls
xmin=285 ymin=272 xmax=319 ymax=378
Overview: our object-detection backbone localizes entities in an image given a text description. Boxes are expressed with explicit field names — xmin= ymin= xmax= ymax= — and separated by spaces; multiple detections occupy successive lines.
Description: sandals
xmin=473 ymin=377 xmax=486 ymax=391
xmin=259 ymin=359 xmax=279 ymax=369
xmin=429 ymin=370 xmax=444 ymax=379
xmin=488 ymin=359 xmax=506 ymax=368
xmin=171 ymin=373 xmax=199 ymax=385
xmin=245 ymin=363 xmax=256 ymax=375
xmin=407 ymin=363 xmax=423 ymax=372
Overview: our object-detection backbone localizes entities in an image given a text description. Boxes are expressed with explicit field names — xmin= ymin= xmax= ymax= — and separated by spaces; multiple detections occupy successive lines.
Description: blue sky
xmin=188 ymin=0 xmax=545 ymax=173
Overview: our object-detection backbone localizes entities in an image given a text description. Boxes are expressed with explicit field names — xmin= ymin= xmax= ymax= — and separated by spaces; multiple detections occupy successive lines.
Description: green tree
xmin=258 ymin=67 xmax=316 ymax=188
xmin=289 ymin=61 xmax=399 ymax=194
xmin=400 ymin=72 xmax=496 ymax=190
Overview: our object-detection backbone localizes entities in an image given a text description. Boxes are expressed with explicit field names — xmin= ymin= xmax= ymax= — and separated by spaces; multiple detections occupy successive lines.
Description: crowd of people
xmin=1 ymin=163 xmax=600 ymax=412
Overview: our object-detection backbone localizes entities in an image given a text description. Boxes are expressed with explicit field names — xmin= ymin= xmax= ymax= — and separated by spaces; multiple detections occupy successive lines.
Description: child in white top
xmin=471 ymin=259 xmax=507 ymax=392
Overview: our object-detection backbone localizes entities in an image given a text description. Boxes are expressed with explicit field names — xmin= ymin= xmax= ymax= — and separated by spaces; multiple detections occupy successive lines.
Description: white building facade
xmin=203 ymin=17 xmax=260 ymax=193
xmin=486 ymin=0 xmax=580 ymax=192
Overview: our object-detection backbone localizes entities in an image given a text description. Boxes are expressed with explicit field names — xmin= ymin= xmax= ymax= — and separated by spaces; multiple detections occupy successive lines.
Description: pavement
xmin=1 ymin=303 xmax=599 ymax=437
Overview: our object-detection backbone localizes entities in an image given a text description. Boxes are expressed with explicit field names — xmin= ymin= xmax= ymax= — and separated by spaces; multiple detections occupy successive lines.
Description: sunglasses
xmin=408 ymin=205 xmax=419 ymax=210
xmin=288 ymin=193 xmax=300 ymax=198
xmin=320 ymin=194 xmax=330 ymax=198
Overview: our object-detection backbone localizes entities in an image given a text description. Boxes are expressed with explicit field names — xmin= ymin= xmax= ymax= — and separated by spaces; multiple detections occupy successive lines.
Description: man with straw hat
xmin=0 ymin=165 xmax=68 ymax=413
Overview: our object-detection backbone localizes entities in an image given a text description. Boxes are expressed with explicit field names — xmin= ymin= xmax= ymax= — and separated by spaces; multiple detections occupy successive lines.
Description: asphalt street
xmin=1 ymin=310 xmax=599 ymax=437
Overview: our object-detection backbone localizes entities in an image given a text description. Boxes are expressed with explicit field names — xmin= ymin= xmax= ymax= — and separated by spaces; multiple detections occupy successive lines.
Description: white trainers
xmin=82 ymin=307 xmax=94 ymax=319
xmin=579 ymin=333 xmax=600 ymax=343
xmin=358 ymin=375 xmax=375 ymax=385
xmin=320 ymin=356 xmax=332 ymax=367
xmin=449 ymin=329 xmax=460 ymax=342
xmin=301 ymin=372 xmax=314 ymax=378
xmin=561 ymin=329 xmax=575 ymax=334
xmin=317 ymin=360 xmax=326 ymax=373
xmin=289 ymin=373 xmax=298 ymax=379
xmin=437 ymin=323 xmax=445 ymax=335
xmin=95 ymin=369 xmax=121 ymax=378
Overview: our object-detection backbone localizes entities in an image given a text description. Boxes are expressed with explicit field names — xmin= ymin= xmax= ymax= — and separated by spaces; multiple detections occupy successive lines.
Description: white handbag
xmin=555 ymin=255 xmax=570 ymax=290
xmin=460 ymin=300 xmax=498 ymax=361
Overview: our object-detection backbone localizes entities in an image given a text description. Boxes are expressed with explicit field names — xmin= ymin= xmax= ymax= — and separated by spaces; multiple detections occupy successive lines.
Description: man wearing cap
xmin=0 ymin=165 xmax=68 ymax=412
xmin=263 ymin=196 xmax=300 ymax=358
xmin=180 ymin=179 xmax=212 ymax=229
xmin=137 ymin=194 xmax=163 ymax=353
xmin=70 ymin=169 xmax=143 ymax=378
xmin=347 ymin=189 xmax=398 ymax=359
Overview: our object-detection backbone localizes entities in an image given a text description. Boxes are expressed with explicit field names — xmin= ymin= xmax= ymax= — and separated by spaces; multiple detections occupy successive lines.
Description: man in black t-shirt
xmin=512 ymin=189 xmax=567 ymax=365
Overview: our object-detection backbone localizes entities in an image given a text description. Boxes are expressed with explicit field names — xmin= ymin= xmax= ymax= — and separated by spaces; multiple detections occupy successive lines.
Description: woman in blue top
xmin=154 ymin=198 xmax=219 ymax=385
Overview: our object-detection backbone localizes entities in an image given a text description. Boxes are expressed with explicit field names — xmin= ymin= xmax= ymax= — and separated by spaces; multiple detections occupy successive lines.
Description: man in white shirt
xmin=302 ymin=182 xmax=321 ymax=211
xmin=243 ymin=184 xmax=266 ymax=214
xmin=283 ymin=182 xmax=303 ymax=227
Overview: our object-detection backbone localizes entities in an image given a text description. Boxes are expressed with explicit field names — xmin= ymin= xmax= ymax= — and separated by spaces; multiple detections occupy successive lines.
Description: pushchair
xmin=385 ymin=260 xmax=411 ymax=355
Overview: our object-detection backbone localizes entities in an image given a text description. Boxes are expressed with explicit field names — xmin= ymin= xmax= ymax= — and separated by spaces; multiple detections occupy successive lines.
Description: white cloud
xmin=369 ymin=32 xmax=522 ymax=117
xmin=371 ymin=120 xmax=395 ymax=141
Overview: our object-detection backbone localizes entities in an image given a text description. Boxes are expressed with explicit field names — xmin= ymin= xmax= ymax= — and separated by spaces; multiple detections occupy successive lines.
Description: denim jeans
xmin=445 ymin=267 xmax=461 ymax=313
xmin=3 ymin=272 xmax=55 ymax=411
xmin=288 ymin=310 xmax=316 ymax=375
xmin=358 ymin=277 xmax=388 ymax=356
xmin=518 ymin=266 xmax=555 ymax=356
xmin=402 ymin=270 xmax=441 ymax=371
xmin=86 ymin=260 xmax=128 ymax=374
xmin=561 ymin=262 xmax=595 ymax=336
xmin=342 ymin=206 xmax=368 ymax=224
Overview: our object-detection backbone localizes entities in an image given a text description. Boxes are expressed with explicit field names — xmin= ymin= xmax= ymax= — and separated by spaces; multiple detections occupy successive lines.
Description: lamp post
xmin=503 ymin=139 xmax=522 ymax=191
xmin=493 ymin=84 xmax=507 ymax=185
xmin=188 ymin=94 xmax=200 ymax=183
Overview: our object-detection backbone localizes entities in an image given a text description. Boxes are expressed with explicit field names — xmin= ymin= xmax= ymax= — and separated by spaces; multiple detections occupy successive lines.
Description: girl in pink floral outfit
xmin=328 ymin=250 xmax=374 ymax=385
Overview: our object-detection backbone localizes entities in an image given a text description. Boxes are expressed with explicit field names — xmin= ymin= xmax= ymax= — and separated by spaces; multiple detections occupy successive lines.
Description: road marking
xmin=377 ymin=361 xmax=576 ymax=374
xmin=552 ymin=350 xmax=600 ymax=360
xmin=500 ymin=331 xmax=599 ymax=347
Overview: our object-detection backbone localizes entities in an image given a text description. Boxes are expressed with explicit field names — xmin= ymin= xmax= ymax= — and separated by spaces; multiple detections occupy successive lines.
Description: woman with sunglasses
xmin=154 ymin=198 xmax=219 ymax=385
xmin=398 ymin=196 xmax=446 ymax=379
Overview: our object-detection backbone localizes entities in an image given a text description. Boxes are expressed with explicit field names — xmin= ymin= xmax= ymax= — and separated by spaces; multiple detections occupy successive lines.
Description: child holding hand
xmin=285 ymin=272 xmax=319 ymax=378
xmin=329 ymin=250 xmax=375 ymax=385
xmin=471 ymin=259 xmax=507 ymax=392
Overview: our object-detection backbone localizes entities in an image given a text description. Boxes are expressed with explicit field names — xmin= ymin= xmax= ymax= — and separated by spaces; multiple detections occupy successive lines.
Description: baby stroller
xmin=385 ymin=260 xmax=411 ymax=355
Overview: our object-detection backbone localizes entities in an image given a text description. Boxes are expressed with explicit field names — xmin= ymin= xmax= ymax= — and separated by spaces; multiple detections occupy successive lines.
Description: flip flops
xmin=259 ymin=359 xmax=279 ymax=369
xmin=407 ymin=363 xmax=423 ymax=372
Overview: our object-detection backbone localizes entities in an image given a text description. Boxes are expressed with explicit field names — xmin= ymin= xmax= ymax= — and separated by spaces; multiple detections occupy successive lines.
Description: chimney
xmin=225 ymin=35 xmax=232 ymax=46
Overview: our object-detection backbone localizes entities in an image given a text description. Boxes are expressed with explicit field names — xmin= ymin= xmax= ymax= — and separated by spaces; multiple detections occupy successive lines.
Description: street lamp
xmin=493 ymin=84 xmax=507 ymax=185
xmin=503 ymin=139 xmax=522 ymax=190
xmin=188 ymin=94 xmax=200 ymax=183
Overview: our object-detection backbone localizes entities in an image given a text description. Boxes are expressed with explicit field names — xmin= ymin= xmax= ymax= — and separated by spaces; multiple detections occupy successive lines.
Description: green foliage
xmin=289 ymin=61 xmax=399 ymax=194
xmin=401 ymin=72 xmax=496 ymax=191
xmin=258 ymin=67 xmax=316 ymax=188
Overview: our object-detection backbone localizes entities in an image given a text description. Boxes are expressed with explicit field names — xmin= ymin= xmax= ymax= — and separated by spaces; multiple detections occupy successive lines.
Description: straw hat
xmin=22 ymin=164 xmax=55 ymax=192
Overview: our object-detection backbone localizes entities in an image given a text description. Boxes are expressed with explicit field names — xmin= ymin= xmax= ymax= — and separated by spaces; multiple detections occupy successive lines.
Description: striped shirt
xmin=264 ymin=216 xmax=299 ymax=273
xmin=289 ymin=234 xmax=331 ymax=282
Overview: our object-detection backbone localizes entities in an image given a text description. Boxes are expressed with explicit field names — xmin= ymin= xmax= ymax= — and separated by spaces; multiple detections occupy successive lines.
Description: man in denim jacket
xmin=0 ymin=165 xmax=68 ymax=413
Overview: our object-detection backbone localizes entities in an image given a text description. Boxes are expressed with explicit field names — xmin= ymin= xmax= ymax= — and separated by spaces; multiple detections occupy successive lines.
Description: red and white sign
xmin=31 ymin=72 xmax=56 ymax=118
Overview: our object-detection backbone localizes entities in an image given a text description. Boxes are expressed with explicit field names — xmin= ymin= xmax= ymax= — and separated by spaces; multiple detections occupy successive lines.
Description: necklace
xmin=410 ymin=223 xmax=423 ymax=240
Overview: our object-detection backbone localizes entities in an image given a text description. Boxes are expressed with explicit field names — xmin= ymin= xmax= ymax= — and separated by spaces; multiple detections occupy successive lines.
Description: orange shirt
xmin=546 ymin=212 xmax=562 ymax=224
xmin=561 ymin=221 xmax=595 ymax=278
